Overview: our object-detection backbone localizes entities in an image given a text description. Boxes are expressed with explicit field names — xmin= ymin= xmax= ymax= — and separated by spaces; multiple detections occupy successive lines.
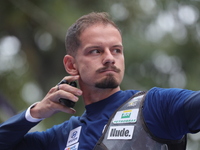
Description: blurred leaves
xmin=1 ymin=0 xmax=200 ymax=148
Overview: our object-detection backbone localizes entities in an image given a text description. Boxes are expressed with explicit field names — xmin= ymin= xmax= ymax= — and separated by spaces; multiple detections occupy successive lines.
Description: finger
xmin=53 ymin=102 xmax=76 ymax=114
xmin=54 ymin=90 xmax=79 ymax=103
xmin=60 ymin=75 xmax=80 ymax=83
xmin=58 ymin=84 xmax=82 ymax=96
xmin=48 ymin=86 xmax=59 ymax=94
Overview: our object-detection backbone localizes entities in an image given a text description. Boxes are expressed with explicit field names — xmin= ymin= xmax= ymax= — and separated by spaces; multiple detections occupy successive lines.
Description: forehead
xmin=79 ymin=24 xmax=122 ymax=47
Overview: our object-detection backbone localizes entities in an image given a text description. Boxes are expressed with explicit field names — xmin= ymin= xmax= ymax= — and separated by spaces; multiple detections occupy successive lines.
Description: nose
xmin=102 ymin=49 xmax=115 ymax=65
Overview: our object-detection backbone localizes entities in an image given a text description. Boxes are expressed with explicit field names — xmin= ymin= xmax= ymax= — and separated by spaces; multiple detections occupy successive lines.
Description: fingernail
xmin=73 ymin=96 xmax=78 ymax=101
xmin=77 ymin=90 xmax=82 ymax=95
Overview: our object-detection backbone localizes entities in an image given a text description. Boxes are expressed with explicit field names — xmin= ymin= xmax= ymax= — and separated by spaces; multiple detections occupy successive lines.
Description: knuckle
xmin=49 ymin=87 xmax=57 ymax=93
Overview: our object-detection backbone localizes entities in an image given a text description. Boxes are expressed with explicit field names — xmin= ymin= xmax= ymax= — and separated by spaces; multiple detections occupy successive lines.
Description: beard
xmin=95 ymin=74 xmax=119 ymax=89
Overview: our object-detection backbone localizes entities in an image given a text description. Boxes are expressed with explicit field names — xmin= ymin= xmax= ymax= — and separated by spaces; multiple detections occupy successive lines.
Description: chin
xmin=95 ymin=74 xmax=120 ymax=89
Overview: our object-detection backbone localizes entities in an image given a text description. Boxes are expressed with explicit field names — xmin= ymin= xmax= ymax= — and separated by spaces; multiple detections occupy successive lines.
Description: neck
xmin=81 ymin=86 xmax=121 ymax=105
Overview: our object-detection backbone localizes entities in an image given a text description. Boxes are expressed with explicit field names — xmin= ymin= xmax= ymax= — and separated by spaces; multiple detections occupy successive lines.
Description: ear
xmin=63 ymin=55 xmax=78 ymax=75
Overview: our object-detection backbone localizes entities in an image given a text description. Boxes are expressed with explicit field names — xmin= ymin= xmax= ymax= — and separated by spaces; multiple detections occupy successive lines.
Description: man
xmin=0 ymin=12 xmax=200 ymax=150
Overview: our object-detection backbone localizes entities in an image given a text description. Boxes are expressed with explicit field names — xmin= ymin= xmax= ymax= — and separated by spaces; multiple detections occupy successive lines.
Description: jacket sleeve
xmin=184 ymin=91 xmax=200 ymax=133
xmin=0 ymin=110 xmax=40 ymax=150
xmin=143 ymin=87 xmax=195 ymax=140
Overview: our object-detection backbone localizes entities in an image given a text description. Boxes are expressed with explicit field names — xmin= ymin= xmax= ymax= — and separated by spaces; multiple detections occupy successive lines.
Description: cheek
xmin=118 ymin=57 xmax=125 ymax=69
xmin=77 ymin=57 xmax=99 ymax=72
xmin=78 ymin=65 xmax=97 ymax=85
xmin=78 ymin=63 xmax=95 ymax=77
xmin=118 ymin=58 xmax=125 ymax=78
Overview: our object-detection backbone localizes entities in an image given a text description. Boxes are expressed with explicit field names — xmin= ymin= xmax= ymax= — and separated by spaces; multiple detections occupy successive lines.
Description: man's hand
xmin=30 ymin=75 xmax=82 ymax=119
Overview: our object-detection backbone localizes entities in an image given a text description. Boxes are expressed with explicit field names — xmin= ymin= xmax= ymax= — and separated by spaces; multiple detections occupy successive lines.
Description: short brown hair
xmin=65 ymin=12 xmax=121 ymax=56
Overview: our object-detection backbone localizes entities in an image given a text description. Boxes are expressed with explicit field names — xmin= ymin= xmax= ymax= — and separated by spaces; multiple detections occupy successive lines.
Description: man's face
xmin=74 ymin=24 xmax=124 ymax=89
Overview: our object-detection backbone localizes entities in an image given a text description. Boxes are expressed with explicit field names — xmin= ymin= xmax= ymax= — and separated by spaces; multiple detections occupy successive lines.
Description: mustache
xmin=96 ymin=66 xmax=121 ymax=73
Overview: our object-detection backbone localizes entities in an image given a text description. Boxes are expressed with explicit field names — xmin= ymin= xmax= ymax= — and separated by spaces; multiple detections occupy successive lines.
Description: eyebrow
xmin=86 ymin=44 xmax=123 ymax=49
xmin=83 ymin=44 xmax=123 ymax=53
xmin=113 ymin=45 xmax=123 ymax=48
xmin=86 ymin=46 xmax=101 ymax=49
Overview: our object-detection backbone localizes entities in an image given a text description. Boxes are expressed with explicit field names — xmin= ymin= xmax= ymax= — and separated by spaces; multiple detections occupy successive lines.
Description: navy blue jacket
xmin=0 ymin=87 xmax=199 ymax=150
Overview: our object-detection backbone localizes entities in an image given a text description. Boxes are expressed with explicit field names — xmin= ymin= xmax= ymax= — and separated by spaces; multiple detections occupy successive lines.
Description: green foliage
xmin=1 ymin=0 xmax=200 ymax=149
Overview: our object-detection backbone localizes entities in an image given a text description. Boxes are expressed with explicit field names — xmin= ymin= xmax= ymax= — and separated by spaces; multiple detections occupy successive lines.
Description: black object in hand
xmin=58 ymin=80 xmax=77 ymax=108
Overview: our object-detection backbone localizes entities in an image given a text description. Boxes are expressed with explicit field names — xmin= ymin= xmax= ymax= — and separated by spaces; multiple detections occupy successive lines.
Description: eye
xmin=90 ymin=49 xmax=101 ymax=54
xmin=113 ymin=48 xmax=122 ymax=54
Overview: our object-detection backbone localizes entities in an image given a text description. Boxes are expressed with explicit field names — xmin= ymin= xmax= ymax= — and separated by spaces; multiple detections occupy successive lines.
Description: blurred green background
xmin=0 ymin=0 xmax=200 ymax=149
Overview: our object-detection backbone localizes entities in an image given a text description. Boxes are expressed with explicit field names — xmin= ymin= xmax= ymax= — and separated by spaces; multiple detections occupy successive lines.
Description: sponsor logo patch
xmin=65 ymin=142 xmax=79 ymax=150
xmin=113 ymin=109 xmax=139 ymax=124
xmin=127 ymin=95 xmax=143 ymax=107
xmin=67 ymin=126 xmax=81 ymax=147
xmin=107 ymin=126 xmax=134 ymax=140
